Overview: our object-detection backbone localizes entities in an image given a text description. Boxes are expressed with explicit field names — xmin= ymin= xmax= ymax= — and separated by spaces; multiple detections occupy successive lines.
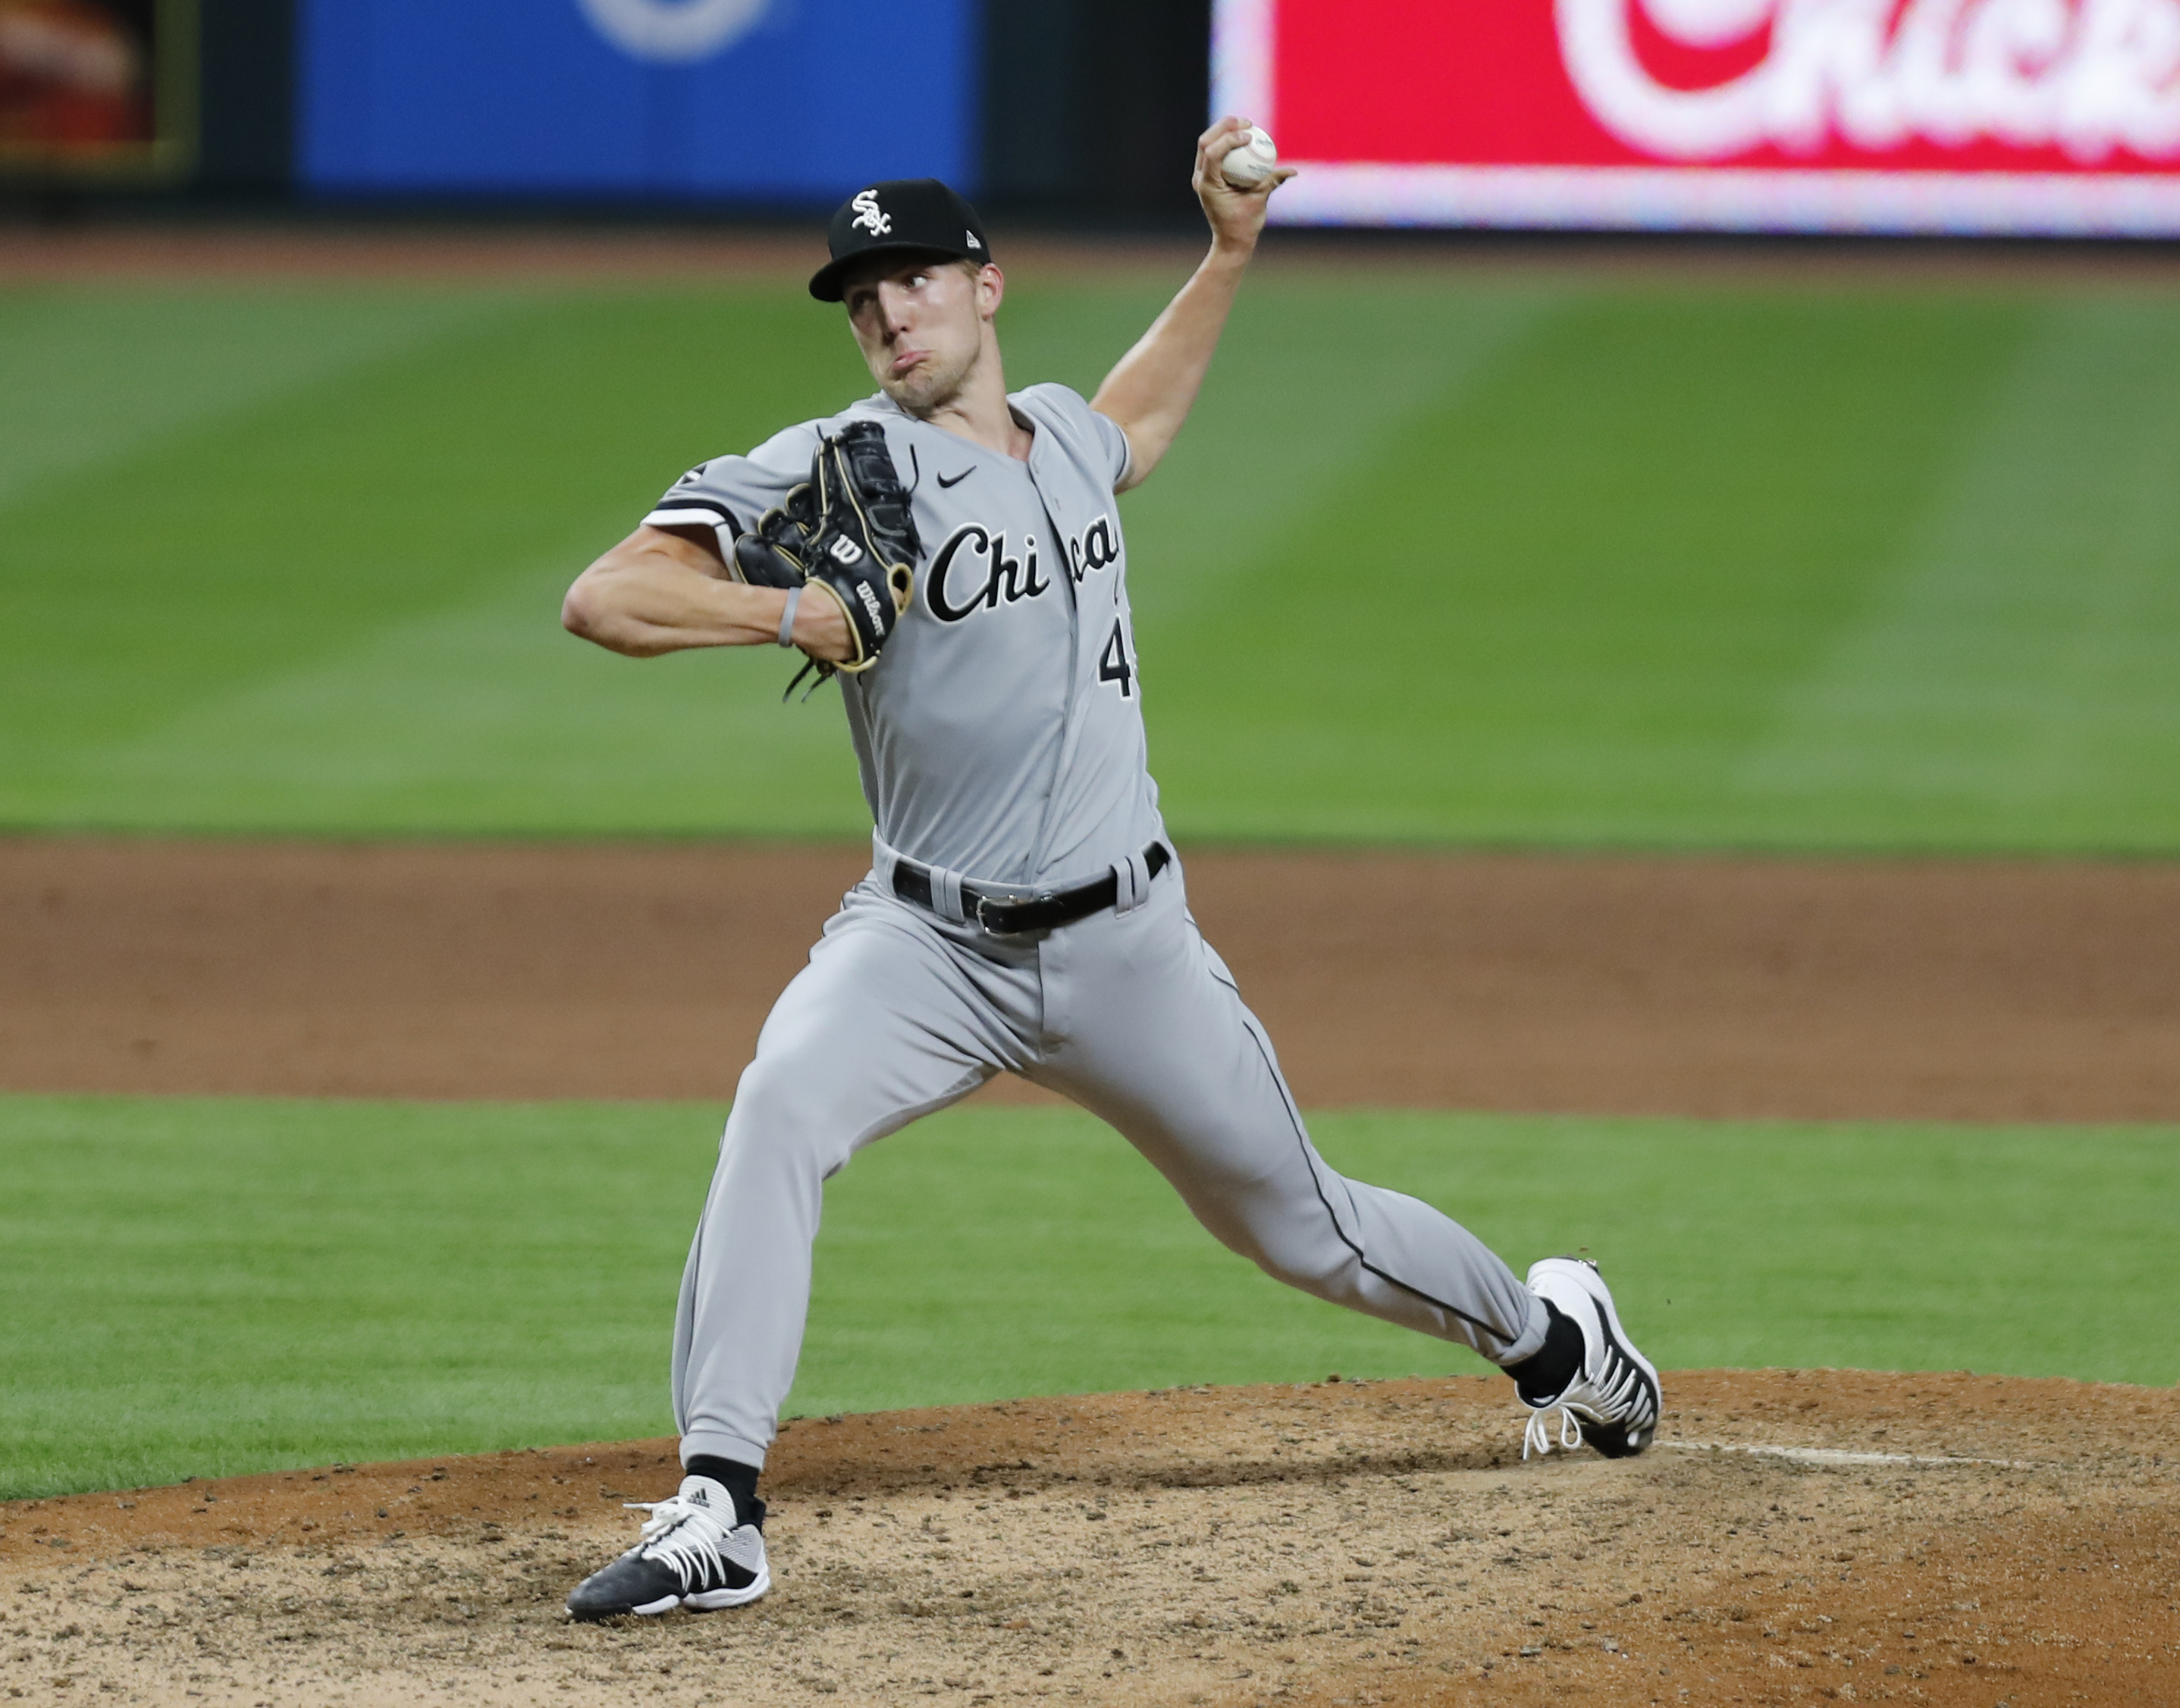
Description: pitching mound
xmin=3 ymin=1371 xmax=2172 ymax=1706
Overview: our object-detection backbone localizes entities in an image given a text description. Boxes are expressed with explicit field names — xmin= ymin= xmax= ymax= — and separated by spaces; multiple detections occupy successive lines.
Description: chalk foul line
xmin=1658 ymin=1440 xmax=2052 ymax=1471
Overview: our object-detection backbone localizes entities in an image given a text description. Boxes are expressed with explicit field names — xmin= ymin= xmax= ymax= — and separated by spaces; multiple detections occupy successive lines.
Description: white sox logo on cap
xmin=850 ymin=190 xmax=891 ymax=237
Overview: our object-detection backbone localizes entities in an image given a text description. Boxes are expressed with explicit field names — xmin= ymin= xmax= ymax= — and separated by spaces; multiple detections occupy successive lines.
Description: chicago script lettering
xmin=1068 ymin=513 xmax=1121 ymax=582
xmin=926 ymin=525 xmax=1054 ymax=622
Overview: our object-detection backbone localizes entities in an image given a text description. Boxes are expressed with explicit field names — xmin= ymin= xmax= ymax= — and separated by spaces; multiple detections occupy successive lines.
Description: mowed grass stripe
xmin=0 ymin=287 xmax=492 ymax=513
xmin=1742 ymin=296 xmax=2180 ymax=838
xmin=0 ymin=287 xmax=865 ymax=760
xmin=1150 ymin=290 xmax=2038 ymax=841
xmin=2 ymin=1095 xmax=2173 ymax=1501
xmin=5 ymin=277 xmax=2180 ymax=849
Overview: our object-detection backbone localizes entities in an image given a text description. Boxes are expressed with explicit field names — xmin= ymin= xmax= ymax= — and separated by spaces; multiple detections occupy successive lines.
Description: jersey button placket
xmin=1018 ymin=456 xmax=1073 ymax=889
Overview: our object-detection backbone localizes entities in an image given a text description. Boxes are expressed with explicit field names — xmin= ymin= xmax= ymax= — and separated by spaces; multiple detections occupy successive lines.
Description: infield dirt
xmin=5 ymin=838 xmax=2179 ymax=1121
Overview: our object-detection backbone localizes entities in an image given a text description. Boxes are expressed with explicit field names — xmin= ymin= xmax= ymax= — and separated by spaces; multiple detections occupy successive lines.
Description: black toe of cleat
xmin=565 ymin=1551 xmax=687 ymax=1621
xmin=1580 ymin=1417 xmax=1651 ymax=1459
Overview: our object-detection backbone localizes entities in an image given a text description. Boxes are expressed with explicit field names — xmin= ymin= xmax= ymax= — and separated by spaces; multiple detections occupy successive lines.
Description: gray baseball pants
xmin=671 ymin=856 xmax=1547 ymax=1471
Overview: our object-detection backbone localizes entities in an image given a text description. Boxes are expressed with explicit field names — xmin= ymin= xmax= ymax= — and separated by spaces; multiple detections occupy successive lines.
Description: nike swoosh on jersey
xmin=936 ymin=467 xmax=975 ymax=488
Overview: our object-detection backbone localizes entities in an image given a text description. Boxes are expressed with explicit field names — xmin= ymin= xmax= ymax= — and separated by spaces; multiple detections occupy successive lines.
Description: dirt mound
xmin=3 ymin=1371 xmax=2173 ymax=1706
xmin=8 ymin=838 xmax=2180 ymax=1122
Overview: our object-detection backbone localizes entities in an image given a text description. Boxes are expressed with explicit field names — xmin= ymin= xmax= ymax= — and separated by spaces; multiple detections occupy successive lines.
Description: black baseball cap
xmin=808 ymin=178 xmax=993 ymax=302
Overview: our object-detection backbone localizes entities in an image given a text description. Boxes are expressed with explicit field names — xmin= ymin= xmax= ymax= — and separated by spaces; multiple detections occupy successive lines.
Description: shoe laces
xmin=1573 ymin=1340 xmax=1657 ymax=1429
xmin=1523 ymin=1406 xmax=1585 ymax=1459
xmin=1522 ymin=1333 xmax=1657 ymax=1459
xmin=626 ymin=1493 xmax=732 ymax=1591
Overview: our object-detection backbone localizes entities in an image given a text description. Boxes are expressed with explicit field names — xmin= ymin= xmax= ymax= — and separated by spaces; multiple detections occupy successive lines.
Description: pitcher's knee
xmin=1197 ymin=1200 xmax=1358 ymax=1301
xmin=1255 ymin=1236 xmax=1362 ymax=1301
xmin=721 ymin=1055 xmax=858 ymax=1180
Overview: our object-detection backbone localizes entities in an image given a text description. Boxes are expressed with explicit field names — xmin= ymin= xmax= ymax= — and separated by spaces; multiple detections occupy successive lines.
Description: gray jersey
xmin=645 ymin=384 xmax=1160 ymax=888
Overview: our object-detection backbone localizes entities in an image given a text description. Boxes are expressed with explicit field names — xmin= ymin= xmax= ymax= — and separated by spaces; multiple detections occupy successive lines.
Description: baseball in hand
xmin=1221 ymin=126 xmax=1279 ymax=191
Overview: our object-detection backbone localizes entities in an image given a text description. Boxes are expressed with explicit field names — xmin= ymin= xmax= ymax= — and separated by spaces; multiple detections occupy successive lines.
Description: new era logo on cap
xmin=810 ymin=179 xmax=993 ymax=302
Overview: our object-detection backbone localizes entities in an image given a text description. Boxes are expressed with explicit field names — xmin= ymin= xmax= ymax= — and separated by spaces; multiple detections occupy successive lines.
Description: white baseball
xmin=1220 ymin=126 xmax=1278 ymax=191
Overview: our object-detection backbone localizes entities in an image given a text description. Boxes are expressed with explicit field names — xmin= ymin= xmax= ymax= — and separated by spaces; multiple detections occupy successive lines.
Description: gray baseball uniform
xmin=643 ymin=384 xmax=1547 ymax=1473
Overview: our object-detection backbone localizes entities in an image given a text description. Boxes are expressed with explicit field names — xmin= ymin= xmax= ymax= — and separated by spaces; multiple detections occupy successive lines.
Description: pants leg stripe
xmin=1235 ymin=1005 xmax=1523 ymax=1354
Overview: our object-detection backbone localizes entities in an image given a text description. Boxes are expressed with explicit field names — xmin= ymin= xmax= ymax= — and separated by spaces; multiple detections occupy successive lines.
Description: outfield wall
xmin=9 ymin=0 xmax=1216 ymax=221
xmin=16 ymin=1 xmax=2180 ymax=238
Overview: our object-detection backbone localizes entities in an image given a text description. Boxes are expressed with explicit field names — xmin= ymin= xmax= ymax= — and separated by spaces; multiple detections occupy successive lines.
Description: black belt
xmin=892 ymin=842 xmax=1170 ymax=936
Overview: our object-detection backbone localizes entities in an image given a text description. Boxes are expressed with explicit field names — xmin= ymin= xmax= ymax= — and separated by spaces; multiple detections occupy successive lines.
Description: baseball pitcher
xmin=558 ymin=119 xmax=1659 ymax=1620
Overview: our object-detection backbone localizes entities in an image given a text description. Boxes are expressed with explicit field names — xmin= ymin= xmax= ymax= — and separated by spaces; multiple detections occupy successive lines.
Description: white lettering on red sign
xmin=1557 ymin=0 xmax=2180 ymax=161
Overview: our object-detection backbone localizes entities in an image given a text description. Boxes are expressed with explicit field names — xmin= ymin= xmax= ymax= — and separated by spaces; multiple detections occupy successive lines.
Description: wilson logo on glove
xmin=729 ymin=419 xmax=921 ymax=690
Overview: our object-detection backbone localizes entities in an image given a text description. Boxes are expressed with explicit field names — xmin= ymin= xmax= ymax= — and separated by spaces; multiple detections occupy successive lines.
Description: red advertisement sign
xmin=1 ymin=0 xmax=190 ymax=177
xmin=1215 ymin=0 xmax=2180 ymax=233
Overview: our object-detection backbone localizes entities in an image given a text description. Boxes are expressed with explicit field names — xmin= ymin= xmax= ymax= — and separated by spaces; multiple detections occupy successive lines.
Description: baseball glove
xmin=732 ymin=421 xmax=919 ymax=678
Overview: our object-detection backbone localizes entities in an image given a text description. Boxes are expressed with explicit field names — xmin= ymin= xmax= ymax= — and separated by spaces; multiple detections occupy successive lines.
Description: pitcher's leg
xmin=672 ymin=894 xmax=1032 ymax=1469
xmin=1034 ymin=877 xmax=1546 ymax=1366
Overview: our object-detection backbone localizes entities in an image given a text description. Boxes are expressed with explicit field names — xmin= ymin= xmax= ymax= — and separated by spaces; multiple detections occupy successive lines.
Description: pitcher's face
xmin=843 ymin=258 xmax=1001 ymax=415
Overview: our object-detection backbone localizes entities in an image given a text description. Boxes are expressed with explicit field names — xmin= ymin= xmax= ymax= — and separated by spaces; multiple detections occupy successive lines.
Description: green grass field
xmin=4 ymin=1094 xmax=2175 ymax=1502
xmin=3 ymin=271 xmax=2178 ymax=848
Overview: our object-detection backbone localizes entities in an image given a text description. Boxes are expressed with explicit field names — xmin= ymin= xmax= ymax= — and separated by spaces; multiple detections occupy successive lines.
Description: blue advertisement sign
xmin=300 ymin=0 xmax=980 ymax=199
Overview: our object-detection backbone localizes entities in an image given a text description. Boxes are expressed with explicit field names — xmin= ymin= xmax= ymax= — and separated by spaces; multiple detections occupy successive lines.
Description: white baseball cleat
xmin=1520 ymin=1257 xmax=1661 ymax=1460
xmin=564 ymin=1475 xmax=770 ymax=1619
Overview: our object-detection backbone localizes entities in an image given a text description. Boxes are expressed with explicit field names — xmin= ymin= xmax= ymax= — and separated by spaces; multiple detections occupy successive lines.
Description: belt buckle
xmin=975 ymin=889 xmax=1053 ymax=936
